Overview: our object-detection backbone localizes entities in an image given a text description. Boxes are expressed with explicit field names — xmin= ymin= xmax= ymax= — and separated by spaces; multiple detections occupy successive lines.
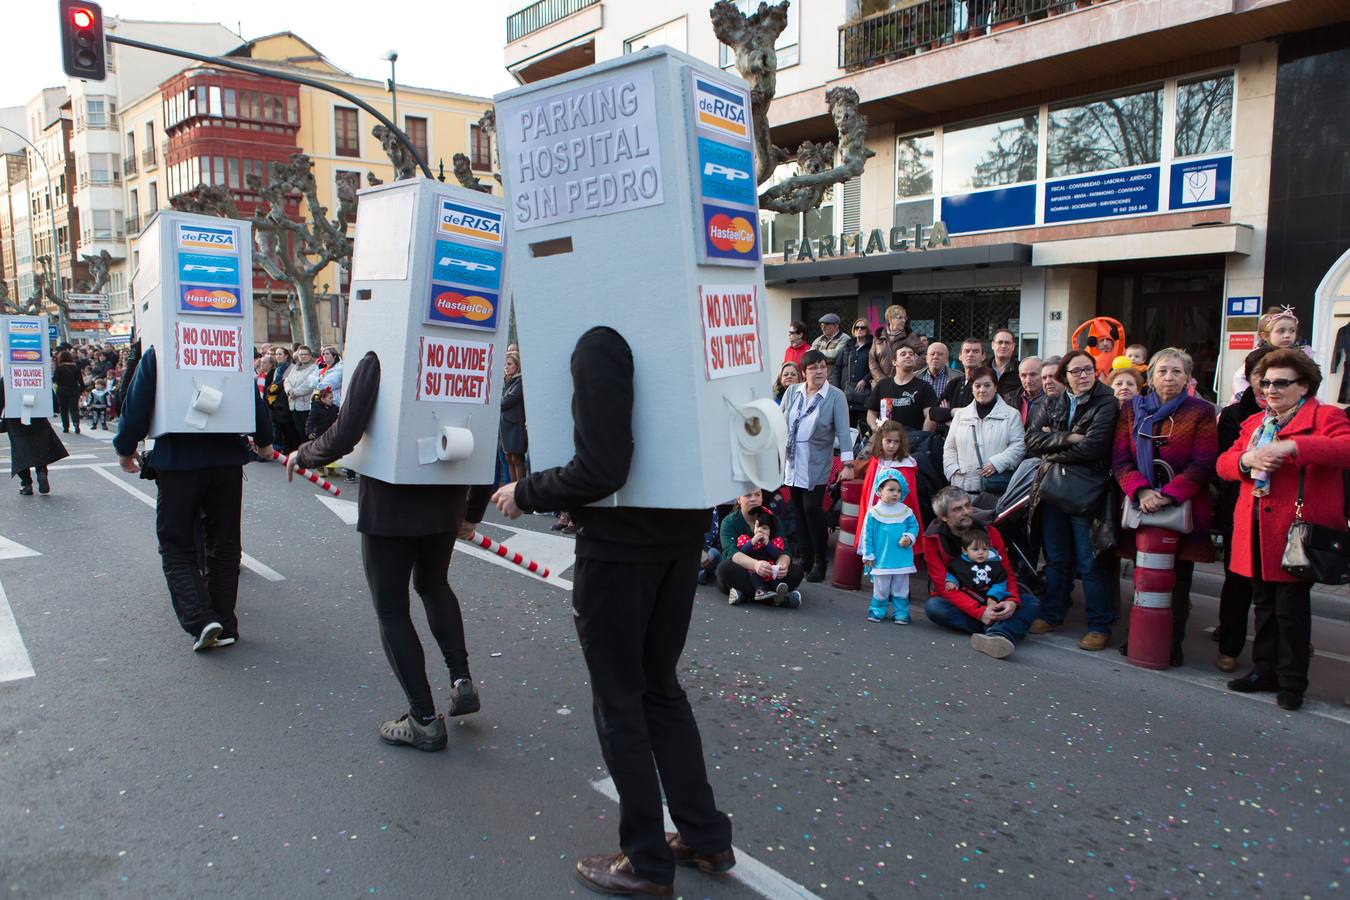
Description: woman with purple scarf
xmin=1112 ymin=348 xmax=1219 ymax=666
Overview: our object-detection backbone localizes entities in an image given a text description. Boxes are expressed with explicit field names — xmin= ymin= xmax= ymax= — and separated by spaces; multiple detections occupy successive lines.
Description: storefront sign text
xmin=781 ymin=221 xmax=951 ymax=262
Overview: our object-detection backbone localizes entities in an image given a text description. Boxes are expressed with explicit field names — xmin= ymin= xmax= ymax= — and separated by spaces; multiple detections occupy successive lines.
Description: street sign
xmin=66 ymin=292 xmax=108 ymax=304
xmin=67 ymin=303 xmax=106 ymax=313
xmin=48 ymin=325 xmax=58 ymax=340
xmin=67 ymin=312 xmax=106 ymax=322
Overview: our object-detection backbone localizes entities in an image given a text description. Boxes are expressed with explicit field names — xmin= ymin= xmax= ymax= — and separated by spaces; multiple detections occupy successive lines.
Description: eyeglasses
xmin=853 ymin=325 xmax=869 ymax=331
xmin=1065 ymin=365 xmax=1096 ymax=377
xmin=1258 ymin=378 xmax=1301 ymax=390
xmin=788 ymin=331 xmax=802 ymax=337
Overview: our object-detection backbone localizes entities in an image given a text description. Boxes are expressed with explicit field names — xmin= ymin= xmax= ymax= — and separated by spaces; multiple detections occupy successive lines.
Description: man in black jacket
xmin=492 ymin=327 xmax=734 ymax=897
xmin=290 ymin=351 xmax=492 ymax=752
xmin=114 ymin=346 xmax=273 ymax=652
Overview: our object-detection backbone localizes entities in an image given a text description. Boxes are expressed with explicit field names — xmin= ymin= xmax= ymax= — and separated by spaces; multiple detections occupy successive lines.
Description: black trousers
xmin=155 ymin=467 xmax=243 ymax=638
xmin=291 ymin=410 xmax=309 ymax=443
xmin=1250 ymin=543 xmax=1312 ymax=695
xmin=573 ymin=553 xmax=732 ymax=884
xmin=714 ymin=558 xmax=805 ymax=597
xmin=57 ymin=393 xmax=80 ymax=432
xmin=1216 ymin=525 xmax=1254 ymax=658
xmin=16 ymin=466 xmax=47 ymax=486
xmin=360 ymin=532 xmax=469 ymax=720
xmin=789 ymin=484 xmax=829 ymax=571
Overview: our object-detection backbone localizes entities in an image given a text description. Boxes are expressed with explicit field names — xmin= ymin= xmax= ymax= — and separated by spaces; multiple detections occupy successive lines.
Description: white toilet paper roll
xmin=437 ymin=426 xmax=475 ymax=461
xmin=730 ymin=398 xmax=787 ymax=491
xmin=20 ymin=393 xmax=34 ymax=426
xmin=185 ymin=385 xmax=224 ymax=430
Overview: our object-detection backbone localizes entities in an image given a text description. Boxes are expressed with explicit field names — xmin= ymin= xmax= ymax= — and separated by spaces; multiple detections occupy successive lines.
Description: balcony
xmin=507 ymin=0 xmax=598 ymax=42
xmin=77 ymin=172 xmax=121 ymax=190
xmin=124 ymin=214 xmax=140 ymax=236
xmin=840 ymin=0 xmax=1078 ymax=70
xmin=75 ymin=114 xmax=119 ymax=133
xmin=123 ymin=156 xmax=137 ymax=177
xmin=141 ymin=147 xmax=156 ymax=169
xmin=505 ymin=0 xmax=601 ymax=83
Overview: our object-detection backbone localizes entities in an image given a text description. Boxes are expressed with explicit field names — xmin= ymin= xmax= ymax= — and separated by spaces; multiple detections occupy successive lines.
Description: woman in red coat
xmin=1216 ymin=349 xmax=1350 ymax=710
xmin=1112 ymin=348 xmax=1218 ymax=667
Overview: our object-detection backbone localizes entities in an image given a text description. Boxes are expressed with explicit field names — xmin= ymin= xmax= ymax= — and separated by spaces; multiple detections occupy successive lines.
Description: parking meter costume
xmin=294 ymin=178 xmax=507 ymax=751
xmin=1 ymin=315 xmax=68 ymax=495
xmin=113 ymin=212 xmax=271 ymax=652
xmin=494 ymin=48 xmax=787 ymax=895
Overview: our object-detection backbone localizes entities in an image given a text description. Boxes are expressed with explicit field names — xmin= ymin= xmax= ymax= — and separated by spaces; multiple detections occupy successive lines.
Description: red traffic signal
xmin=59 ymin=0 xmax=106 ymax=81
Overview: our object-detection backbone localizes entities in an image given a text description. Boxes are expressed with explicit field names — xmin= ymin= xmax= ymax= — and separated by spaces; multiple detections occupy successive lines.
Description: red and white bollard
xmin=831 ymin=479 xmax=864 ymax=590
xmin=1127 ymin=526 xmax=1179 ymax=670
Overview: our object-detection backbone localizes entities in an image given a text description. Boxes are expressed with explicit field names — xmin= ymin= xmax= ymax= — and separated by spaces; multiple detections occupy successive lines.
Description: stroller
xmin=988 ymin=458 xmax=1045 ymax=593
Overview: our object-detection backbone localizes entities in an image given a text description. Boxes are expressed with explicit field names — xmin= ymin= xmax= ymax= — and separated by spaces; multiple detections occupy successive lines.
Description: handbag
xmin=971 ymin=419 xmax=1012 ymax=495
xmin=1282 ymin=471 xmax=1350 ymax=584
xmin=1036 ymin=461 xmax=1106 ymax=518
xmin=1119 ymin=463 xmax=1193 ymax=533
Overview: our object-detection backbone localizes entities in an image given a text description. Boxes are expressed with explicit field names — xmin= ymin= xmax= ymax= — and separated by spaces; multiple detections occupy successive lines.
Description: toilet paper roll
xmin=20 ymin=393 xmax=34 ymax=426
xmin=730 ymin=398 xmax=787 ymax=491
xmin=437 ymin=426 xmax=475 ymax=461
xmin=185 ymin=385 xmax=224 ymax=430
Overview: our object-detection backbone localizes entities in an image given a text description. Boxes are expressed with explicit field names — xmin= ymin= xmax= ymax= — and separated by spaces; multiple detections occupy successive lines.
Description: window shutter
xmin=841 ymin=176 xmax=862 ymax=234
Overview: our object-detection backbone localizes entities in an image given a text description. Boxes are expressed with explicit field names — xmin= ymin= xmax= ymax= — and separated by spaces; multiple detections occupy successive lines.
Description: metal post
xmin=104 ymin=33 xmax=433 ymax=179
xmin=0 ymin=124 xmax=69 ymax=342
xmin=384 ymin=51 xmax=399 ymax=130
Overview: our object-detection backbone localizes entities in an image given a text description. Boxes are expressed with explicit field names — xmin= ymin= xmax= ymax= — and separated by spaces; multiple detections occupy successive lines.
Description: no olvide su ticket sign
xmin=699 ymin=285 xmax=763 ymax=381
xmin=174 ymin=322 xmax=245 ymax=371
xmin=415 ymin=335 xmax=494 ymax=405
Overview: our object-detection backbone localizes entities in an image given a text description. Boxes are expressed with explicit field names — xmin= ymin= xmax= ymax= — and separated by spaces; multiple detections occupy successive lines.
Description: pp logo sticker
xmin=432 ymin=240 xmax=503 ymax=291
xmin=697 ymin=138 xmax=756 ymax=207
xmin=703 ymin=203 xmax=760 ymax=264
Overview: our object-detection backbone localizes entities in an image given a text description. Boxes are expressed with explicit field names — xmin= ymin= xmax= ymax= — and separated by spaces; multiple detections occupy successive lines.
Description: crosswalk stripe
xmin=0 ymin=577 xmax=35 ymax=683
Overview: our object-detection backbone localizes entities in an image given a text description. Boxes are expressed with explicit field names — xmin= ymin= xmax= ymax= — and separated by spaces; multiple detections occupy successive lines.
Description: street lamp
xmin=383 ymin=50 xmax=399 ymax=128
xmin=0 ymin=124 xmax=68 ymax=342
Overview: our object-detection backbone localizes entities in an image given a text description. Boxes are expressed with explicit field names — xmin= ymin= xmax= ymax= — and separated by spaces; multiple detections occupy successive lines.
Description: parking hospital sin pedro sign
xmin=699 ymin=285 xmax=762 ymax=381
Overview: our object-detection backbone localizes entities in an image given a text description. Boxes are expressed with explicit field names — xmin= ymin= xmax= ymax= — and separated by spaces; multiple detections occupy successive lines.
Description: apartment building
xmin=504 ymin=0 xmax=1350 ymax=401
xmin=0 ymin=152 xmax=27 ymax=304
xmin=117 ymin=31 xmax=494 ymax=346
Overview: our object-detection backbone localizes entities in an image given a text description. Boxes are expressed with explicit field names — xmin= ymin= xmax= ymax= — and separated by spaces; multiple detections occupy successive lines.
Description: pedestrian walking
xmin=53 ymin=350 xmax=82 ymax=434
xmin=291 ymin=352 xmax=491 ymax=750
xmin=0 ymin=381 xmax=68 ymax=495
xmin=492 ymin=327 xmax=735 ymax=896
xmin=114 ymin=345 xmax=273 ymax=652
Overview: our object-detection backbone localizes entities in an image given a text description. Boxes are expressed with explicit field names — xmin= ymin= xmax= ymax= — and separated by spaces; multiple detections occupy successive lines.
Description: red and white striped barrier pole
xmin=463 ymin=532 xmax=551 ymax=579
xmin=266 ymin=448 xmax=341 ymax=497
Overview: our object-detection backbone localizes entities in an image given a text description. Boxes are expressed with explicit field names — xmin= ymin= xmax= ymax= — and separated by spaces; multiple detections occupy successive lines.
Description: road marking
xmin=90 ymin=466 xmax=285 ymax=582
xmin=590 ymin=777 xmax=823 ymax=900
xmin=314 ymin=496 xmax=575 ymax=590
xmin=481 ymin=521 xmax=577 ymax=579
xmin=0 ymin=535 xmax=41 ymax=561
xmin=0 ymin=577 xmax=35 ymax=683
xmin=46 ymin=462 xmax=121 ymax=470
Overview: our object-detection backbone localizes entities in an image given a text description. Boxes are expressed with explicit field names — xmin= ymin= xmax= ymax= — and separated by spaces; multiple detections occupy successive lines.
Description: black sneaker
xmin=805 ymin=564 xmax=826 ymax=583
xmin=18 ymin=483 xmax=33 ymax=496
xmin=1227 ymin=670 xmax=1279 ymax=693
xmin=448 ymin=677 xmax=480 ymax=716
xmin=1276 ymin=691 xmax=1303 ymax=711
xmin=35 ymin=471 xmax=49 ymax=494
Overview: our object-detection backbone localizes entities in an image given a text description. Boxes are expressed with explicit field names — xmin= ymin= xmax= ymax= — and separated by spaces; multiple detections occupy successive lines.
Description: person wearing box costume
xmin=492 ymin=327 xmax=735 ymax=897
xmin=289 ymin=352 xmax=494 ymax=752
xmin=114 ymin=346 xmax=273 ymax=652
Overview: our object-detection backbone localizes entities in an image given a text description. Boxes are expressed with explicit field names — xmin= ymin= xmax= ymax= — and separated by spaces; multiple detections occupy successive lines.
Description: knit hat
xmin=874 ymin=467 xmax=908 ymax=503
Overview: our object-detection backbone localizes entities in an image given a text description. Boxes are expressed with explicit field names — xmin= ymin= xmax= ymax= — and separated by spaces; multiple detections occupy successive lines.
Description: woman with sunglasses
xmin=1111 ymin=348 xmax=1218 ymax=666
xmin=839 ymin=318 xmax=874 ymax=428
xmin=783 ymin=322 xmax=809 ymax=369
xmin=1217 ymin=349 xmax=1350 ymax=711
xmin=1025 ymin=348 xmax=1120 ymax=650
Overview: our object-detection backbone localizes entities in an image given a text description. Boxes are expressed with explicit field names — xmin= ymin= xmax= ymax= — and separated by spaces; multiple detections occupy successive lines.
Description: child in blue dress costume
xmin=860 ymin=468 xmax=920 ymax=623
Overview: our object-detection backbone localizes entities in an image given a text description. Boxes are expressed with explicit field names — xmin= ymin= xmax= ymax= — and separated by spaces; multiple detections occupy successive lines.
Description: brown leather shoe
xmin=1028 ymin=618 xmax=1058 ymax=635
xmin=1078 ymin=632 xmax=1110 ymax=651
xmin=1215 ymin=654 xmax=1239 ymax=673
xmin=574 ymin=852 xmax=673 ymax=896
xmin=666 ymin=832 xmax=736 ymax=874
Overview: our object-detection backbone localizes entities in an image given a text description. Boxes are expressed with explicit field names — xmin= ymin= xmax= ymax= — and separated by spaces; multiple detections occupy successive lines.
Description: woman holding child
xmin=716 ymin=489 xmax=803 ymax=608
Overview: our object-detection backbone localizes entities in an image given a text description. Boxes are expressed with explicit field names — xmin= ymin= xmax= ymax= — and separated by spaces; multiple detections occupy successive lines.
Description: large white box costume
xmin=1 ymin=315 xmax=54 ymax=423
xmin=341 ymin=178 xmax=509 ymax=485
xmin=495 ymin=47 xmax=785 ymax=509
xmin=132 ymin=210 xmax=256 ymax=438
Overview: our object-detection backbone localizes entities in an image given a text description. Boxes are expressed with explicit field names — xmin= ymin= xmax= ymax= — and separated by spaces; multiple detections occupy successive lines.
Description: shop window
xmin=895 ymin=132 xmax=934 ymax=228
xmin=335 ymin=107 xmax=360 ymax=157
xmin=405 ymin=116 xmax=428 ymax=162
xmin=942 ymin=113 xmax=1038 ymax=194
xmin=769 ymin=212 xmax=801 ymax=254
xmin=1048 ymin=86 xmax=1162 ymax=178
xmin=1174 ymin=73 xmax=1234 ymax=158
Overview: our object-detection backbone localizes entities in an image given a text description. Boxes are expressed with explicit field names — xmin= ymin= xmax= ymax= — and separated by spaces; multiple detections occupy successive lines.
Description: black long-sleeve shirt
xmin=514 ymin=327 xmax=709 ymax=561
xmin=297 ymin=351 xmax=491 ymax=536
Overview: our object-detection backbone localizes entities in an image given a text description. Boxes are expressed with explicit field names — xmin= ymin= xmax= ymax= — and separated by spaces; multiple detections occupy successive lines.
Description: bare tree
xmin=451 ymin=108 xmax=496 ymax=194
xmin=171 ymin=152 xmax=356 ymax=349
xmin=79 ymin=249 xmax=114 ymax=294
xmin=711 ymin=0 xmax=874 ymax=214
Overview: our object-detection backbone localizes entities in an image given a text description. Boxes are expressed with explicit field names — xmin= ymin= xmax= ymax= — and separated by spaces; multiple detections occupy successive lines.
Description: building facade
xmin=504 ymin=0 xmax=1350 ymax=401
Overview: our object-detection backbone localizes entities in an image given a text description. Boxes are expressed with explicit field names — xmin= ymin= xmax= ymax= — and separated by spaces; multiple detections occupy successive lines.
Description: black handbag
xmin=1282 ymin=471 xmax=1350 ymax=584
xmin=1036 ymin=460 xmax=1106 ymax=518
xmin=971 ymin=427 xmax=1012 ymax=495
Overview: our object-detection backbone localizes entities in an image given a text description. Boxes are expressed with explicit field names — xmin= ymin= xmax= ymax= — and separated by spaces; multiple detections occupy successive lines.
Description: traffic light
xmin=59 ymin=0 xmax=106 ymax=81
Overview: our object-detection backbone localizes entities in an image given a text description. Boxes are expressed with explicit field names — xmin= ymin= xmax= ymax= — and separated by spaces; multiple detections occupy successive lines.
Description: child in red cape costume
xmin=855 ymin=421 xmax=924 ymax=561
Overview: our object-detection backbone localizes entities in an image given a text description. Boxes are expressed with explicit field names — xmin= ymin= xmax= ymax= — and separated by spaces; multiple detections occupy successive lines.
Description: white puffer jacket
xmin=942 ymin=396 xmax=1026 ymax=493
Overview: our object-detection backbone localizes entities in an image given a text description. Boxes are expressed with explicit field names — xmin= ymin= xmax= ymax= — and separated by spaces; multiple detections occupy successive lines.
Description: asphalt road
xmin=0 ymin=430 xmax=1345 ymax=899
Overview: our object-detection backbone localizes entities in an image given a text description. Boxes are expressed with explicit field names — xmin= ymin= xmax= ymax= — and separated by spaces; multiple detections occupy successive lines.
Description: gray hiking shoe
xmin=378 ymin=713 xmax=448 ymax=751
xmin=971 ymin=633 xmax=1015 ymax=659
xmin=448 ymin=677 xmax=480 ymax=717
xmin=192 ymin=622 xmax=223 ymax=652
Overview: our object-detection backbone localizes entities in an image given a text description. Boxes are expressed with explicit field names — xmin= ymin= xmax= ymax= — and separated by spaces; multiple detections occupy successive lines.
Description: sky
xmin=0 ymin=0 xmax=519 ymax=108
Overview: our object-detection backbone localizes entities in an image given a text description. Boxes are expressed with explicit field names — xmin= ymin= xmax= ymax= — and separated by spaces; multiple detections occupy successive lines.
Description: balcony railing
xmin=123 ymin=156 xmax=137 ymax=177
xmin=141 ymin=147 xmax=156 ymax=169
xmin=839 ymin=0 xmax=1082 ymax=71
xmin=77 ymin=172 xmax=121 ymax=189
xmin=124 ymin=214 xmax=140 ymax=236
xmin=507 ymin=0 xmax=599 ymax=43
xmin=75 ymin=113 xmax=119 ymax=133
